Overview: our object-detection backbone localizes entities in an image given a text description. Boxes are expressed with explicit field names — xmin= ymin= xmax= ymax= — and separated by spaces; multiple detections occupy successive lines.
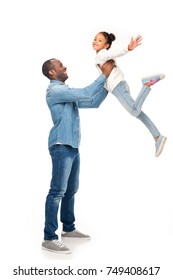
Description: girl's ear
xmin=104 ymin=43 xmax=110 ymax=49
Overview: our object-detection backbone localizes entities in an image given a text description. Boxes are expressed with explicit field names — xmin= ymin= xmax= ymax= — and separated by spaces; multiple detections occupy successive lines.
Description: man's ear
xmin=49 ymin=69 xmax=55 ymax=78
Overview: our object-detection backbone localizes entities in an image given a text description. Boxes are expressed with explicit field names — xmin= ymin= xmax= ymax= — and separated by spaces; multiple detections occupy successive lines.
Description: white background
xmin=1 ymin=0 xmax=173 ymax=279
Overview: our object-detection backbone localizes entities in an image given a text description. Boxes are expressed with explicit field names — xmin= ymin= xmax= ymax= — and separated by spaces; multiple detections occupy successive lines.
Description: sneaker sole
xmin=142 ymin=73 xmax=165 ymax=80
xmin=155 ymin=137 xmax=167 ymax=157
xmin=61 ymin=236 xmax=91 ymax=240
xmin=42 ymin=246 xmax=71 ymax=254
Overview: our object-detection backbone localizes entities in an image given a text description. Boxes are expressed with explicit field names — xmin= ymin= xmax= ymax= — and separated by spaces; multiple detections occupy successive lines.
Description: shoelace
xmin=51 ymin=240 xmax=64 ymax=248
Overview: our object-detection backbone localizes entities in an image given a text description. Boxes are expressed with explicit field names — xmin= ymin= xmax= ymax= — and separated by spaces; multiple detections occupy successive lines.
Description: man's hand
xmin=99 ymin=59 xmax=115 ymax=77
xmin=128 ymin=35 xmax=142 ymax=51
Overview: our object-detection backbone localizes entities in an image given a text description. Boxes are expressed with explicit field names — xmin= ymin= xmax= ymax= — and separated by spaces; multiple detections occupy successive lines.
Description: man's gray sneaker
xmin=61 ymin=229 xmax=90 ymax=240
xmin=42 ymin=239 xmax=71 ymax=254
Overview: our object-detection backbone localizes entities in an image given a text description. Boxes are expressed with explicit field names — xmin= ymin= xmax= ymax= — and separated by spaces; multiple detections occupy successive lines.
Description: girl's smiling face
xmin=92 ymin=33 xmax=109 ymax=52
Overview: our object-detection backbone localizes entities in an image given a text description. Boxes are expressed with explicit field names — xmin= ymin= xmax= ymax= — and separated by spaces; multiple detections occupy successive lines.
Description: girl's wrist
xmin=128 ymin=45 xmax=133 ymax=51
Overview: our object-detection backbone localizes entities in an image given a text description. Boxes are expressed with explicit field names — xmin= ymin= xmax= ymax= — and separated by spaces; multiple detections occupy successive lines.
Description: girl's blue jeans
xmin=112 ymin=80 xmax=160 ymax=138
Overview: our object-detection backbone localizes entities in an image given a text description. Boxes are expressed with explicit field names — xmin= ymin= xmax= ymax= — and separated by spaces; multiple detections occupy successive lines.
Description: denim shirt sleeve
xmin=46 ymin=75 xmax=107 ymax=105
xmin=78 ymin=87 xmax=108 ymax=108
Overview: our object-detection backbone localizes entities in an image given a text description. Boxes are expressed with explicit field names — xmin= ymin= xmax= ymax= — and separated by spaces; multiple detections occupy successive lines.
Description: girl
xmin=92 ymin=31 xmax=167 ymax=157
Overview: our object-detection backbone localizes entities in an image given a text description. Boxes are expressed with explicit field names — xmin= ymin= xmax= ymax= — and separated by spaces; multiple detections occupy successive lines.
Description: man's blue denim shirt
xmin=46 ymin=75 xmax=108 ymax=149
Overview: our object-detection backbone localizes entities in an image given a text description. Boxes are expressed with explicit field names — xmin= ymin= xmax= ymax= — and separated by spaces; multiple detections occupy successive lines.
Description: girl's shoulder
xmin=96 ymin=49 xmax=108 ymax=58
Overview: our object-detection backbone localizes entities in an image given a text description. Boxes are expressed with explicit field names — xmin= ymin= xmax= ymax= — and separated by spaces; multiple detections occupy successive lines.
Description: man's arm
xmin=47 ymin=60 xmax=114 ymax=105
xmin=78 ymin=87 xmax=108 ymax=108
xmin=78 ymin=59 xmax=115 ymax=108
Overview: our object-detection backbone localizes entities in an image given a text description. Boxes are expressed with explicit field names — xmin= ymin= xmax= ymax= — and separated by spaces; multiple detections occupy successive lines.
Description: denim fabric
xmin=44 ymin=145 xmax=80 ymax=240
xmin=44 ymin=75 xmax=108 ymax=240
xmin=112 ymin=80 xmax=160 ymax=138
xmin=46 ymin=75 xmax=107 ymax=149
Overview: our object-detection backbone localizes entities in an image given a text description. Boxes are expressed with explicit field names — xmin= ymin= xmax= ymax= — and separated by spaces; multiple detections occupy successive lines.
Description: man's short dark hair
xmin=42 ymin=58 xmax=55 ymax=79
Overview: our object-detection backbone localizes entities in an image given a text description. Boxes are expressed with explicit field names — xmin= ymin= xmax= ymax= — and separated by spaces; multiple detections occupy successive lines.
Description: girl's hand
xmin=128 ymin=35 xmax=143 ymax=51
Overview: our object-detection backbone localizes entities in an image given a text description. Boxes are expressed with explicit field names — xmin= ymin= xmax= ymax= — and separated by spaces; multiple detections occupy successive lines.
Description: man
xmin=41 ymin=58 xmax=114 ymax=253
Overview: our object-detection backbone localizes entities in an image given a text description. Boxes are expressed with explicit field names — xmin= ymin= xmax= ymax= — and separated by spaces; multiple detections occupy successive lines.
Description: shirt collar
xmin=50 ymin=80 xmax=65 ymax=85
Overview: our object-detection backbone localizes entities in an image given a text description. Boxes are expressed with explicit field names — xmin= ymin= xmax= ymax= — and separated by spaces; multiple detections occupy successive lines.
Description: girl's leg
xmin=112 ymin=80 xmax=151 ymax=117
xmin=137 ymin=111 xmax=167 ymax=157
xmin=137 ymin=110 xmax=160 ymax=139
xmin=112 ymin=80 xmax=166 ymax=156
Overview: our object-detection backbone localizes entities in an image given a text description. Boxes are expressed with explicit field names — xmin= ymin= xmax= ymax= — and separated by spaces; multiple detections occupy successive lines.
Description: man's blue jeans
xmin=44 ymin=144 xmax=80 ymax=240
